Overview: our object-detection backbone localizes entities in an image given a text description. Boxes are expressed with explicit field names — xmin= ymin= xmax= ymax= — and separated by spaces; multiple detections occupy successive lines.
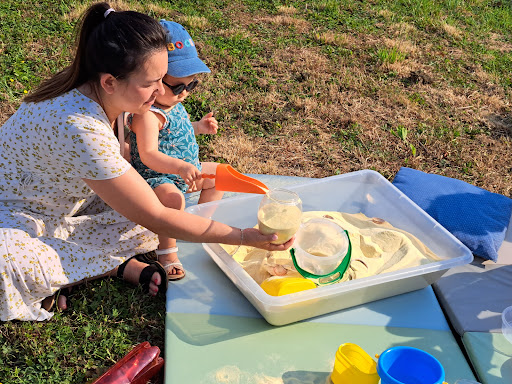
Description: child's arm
xmin=191 ymin=111 xmax=218 ymax=136
xmin=131 ymin=111 xmax=201 ymax=184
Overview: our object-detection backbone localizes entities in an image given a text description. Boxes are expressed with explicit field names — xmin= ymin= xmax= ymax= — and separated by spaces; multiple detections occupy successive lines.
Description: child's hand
xmin=178 ymin=162 xmax=202 ymax=185
xmin=197 ymin=112 xmax=218 ymax=135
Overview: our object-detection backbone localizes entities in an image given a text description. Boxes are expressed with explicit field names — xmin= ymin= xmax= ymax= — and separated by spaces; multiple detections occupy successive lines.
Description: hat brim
xmin=167 ymin=58 xmax=211 ymax=78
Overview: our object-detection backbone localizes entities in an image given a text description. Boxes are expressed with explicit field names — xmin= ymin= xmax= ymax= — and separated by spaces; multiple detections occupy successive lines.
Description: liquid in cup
xmin=257 ymin=188 xmax=302 ymax=245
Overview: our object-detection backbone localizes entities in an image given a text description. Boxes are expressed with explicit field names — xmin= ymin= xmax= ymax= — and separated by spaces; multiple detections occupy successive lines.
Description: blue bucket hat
xmin=159 ymin=20 xmax=211 ymax=78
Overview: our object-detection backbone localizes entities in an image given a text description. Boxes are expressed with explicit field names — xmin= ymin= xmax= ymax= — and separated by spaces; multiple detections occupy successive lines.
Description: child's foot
xmin=156 ymin=247 xmax=186 ymax=281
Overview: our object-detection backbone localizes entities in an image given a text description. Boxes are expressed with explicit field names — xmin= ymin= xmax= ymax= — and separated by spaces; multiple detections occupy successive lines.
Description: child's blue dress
xmin=130 ymin=103 xmax=202 ymax=193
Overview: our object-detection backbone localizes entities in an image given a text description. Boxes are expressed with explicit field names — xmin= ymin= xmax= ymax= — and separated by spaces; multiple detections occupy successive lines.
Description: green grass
xmin=377 ymin=47 xmax=407 ymax=64
xmin=0 ymin=277 xmax=166 ymax=383
xmin=1 ymin=0 xmax=512 ymax=382
xmin=0 ymin=1 xmax=73 ymax=101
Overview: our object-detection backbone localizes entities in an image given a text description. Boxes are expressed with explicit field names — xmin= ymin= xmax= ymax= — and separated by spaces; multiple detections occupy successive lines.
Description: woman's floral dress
xmin=0 ymin=89 xmax=158 ymax=321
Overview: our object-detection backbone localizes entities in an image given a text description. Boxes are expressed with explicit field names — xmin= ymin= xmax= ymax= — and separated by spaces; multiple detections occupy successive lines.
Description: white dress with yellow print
xmin=0 ymin=89 xmax=159 ymax=321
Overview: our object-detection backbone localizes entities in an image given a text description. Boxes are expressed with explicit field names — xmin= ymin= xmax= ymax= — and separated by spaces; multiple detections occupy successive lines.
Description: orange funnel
xmin=202 ymin=164 xmax=269 ymax=194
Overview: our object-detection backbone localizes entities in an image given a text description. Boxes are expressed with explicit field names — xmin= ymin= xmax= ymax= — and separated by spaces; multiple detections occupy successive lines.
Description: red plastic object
xmin=92 ymin=342 xmax=164 ymax=384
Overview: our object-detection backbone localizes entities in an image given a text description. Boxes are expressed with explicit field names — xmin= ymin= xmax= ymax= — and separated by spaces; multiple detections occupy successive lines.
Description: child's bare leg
xmin=198 ymin=162 xmax=224 ymax=204
xmin=154 ymin=183 xmax=186 ymax=280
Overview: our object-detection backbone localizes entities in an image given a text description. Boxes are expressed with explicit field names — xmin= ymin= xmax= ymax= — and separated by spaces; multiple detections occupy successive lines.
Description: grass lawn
xmin=0 ymin=0 xmax=511 ymax=382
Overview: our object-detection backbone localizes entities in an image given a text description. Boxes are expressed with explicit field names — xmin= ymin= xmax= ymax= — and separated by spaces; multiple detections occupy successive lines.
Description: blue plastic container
xmin=377 ymin=346 xmax=445 ymax=384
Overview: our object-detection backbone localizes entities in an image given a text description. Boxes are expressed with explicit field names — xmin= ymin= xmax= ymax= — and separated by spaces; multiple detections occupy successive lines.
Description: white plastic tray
xmin=185 ymin=170 xmax=473 ymax=325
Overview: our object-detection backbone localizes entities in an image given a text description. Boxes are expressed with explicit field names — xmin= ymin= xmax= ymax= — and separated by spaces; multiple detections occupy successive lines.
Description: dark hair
xmin=25 ymin=2 xmax=167 ymax=103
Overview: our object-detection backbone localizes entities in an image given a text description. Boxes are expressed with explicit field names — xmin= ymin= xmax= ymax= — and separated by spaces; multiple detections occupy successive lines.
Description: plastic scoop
xmin=202 ymin=164 xmax=269 ymax=194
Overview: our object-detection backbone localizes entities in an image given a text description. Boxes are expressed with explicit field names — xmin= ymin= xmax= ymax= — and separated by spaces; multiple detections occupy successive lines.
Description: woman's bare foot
xmin=56 ymin=288 xmax=70 ymax=310
xmin=41 ymin=287 xmax=71 ymax=311
xmin=119 ymin=257 xmax=164 ymax=296
xmin=57 ymin=294 xmax=68 ymax=310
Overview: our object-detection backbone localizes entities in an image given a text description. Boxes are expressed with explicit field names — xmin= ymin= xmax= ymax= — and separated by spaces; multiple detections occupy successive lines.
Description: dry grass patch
xmin=65 ymin=1 xmax=175 ymax=20
xmin=383 ymin=38 xmax=417 ymax=56
xmin=287 ymin=95 xmax=321 ymax=115
xmin=26 ymin=38 xmax=69 ymax=65
xmin=379 ymin=38 xmax=419 ymax=74
xmin=260 ymin=91 xmax=288 ymax=110
xmin=270 ymin=47 xmax=332 ymax=81
xmin=210 ymin=131 xmax=269 ymax=173
xmin=441 ymin=22 xmax=463 ymax=40
xmin=65 ymin=1 xmax=136 ymax=20
xmin=472 ymin=65 xmax=494 ymax=86
xmin=430 ymin=85 xmax=507 ymax=116
xmin=146 ymin=3 xmax=175 ymax=17
xmin=480 ymin=93 xmax=509 ymax=112
xmin=180 ymin=15 xmax=209 ymax=30
xmin=0 ymin=102 xmax=17 ymax=126
xmin=277 ymin=6 xmax=298 ymax=15
xmin=488 ymin=33 xmax=512 ymax=53
xmin=259 ymin=15 xmax=310 ymax=32
xmin=387 ymin=61 xmax=423 ymax=76
xmin=229 ymin=49 xmax=512 ymax=191
xmin=390 ymin=22 xmax=417 ymax=36
xmin=314 ymin=31 xmax=348 ymax=47
xmin=378 ymin=9 xmax=394 ymax=20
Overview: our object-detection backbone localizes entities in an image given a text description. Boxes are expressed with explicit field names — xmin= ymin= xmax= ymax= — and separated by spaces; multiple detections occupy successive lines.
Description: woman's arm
xmin=84 ymin=168 xmax=292 ymax=251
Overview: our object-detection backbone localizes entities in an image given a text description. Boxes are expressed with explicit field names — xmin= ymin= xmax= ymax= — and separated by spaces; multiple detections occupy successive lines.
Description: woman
xmin=0 ymin=3 xmax=291 ymax=321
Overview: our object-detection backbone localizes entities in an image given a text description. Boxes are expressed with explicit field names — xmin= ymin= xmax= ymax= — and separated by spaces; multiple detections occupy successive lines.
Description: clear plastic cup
xmin=502 ymin=305 xmax=512 ymax=344
xmin=293 ymin=218 xmax=349 ymax=276
xmin=257 ymin=188 xmax=302 ymax=245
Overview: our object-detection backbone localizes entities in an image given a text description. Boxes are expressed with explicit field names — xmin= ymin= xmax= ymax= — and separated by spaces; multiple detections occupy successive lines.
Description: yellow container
xmin=260 ymin=276 xmax=316 ymax=296
xmin=331 ymin=343 xmax=380 ymax=384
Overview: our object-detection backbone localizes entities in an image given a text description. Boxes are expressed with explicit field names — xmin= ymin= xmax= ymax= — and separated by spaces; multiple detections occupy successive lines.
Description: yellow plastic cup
xmin=330 ymin=343 xmax=380 ymax=384
xmin=260 ymin=276 xmax=316 ymax=296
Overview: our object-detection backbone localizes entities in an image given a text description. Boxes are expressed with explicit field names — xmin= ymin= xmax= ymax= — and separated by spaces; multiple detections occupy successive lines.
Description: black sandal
xmin=117 ymin=254 xmax=168 ymax=295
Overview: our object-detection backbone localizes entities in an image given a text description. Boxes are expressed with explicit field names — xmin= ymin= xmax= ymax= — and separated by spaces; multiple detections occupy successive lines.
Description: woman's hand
xmin=241 ymin=228 xmax=295 ymax=251
xmin=195 ymin=112 xmax=218 ymax=135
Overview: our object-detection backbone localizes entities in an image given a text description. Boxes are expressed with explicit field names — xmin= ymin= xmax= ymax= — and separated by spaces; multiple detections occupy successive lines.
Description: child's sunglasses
xmin=162 ymin=78 xmax=199 ymax=95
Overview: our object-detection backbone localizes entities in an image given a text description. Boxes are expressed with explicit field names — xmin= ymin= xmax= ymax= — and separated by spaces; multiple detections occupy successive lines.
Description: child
xmin=129 ymin=20 xmax=224 ymax=281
